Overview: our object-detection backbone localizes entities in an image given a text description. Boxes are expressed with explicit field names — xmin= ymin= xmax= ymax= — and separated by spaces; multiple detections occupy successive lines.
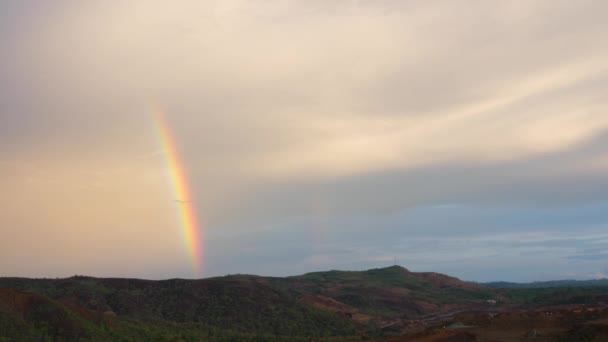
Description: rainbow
xmin=154 ymin=109 xmax=203 ymax=274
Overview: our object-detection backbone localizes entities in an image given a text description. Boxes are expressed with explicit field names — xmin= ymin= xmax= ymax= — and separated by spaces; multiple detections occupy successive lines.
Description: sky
xmin=1 ymin=0 xmax=608 ymax=282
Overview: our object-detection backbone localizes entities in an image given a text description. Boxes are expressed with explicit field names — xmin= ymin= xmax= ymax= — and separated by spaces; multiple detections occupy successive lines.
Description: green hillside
xmin=2 ymin=266 xmax=608 ymax=340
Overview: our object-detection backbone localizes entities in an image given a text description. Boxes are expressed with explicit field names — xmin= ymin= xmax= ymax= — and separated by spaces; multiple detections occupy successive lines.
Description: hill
xmin=484 ymin=278 xmax=608 ymax=288
xmin=2 ymin=266 xmax=608 ymax=340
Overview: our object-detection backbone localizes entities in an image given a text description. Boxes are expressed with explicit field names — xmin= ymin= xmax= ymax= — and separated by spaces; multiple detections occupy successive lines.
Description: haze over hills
xmin=484 ymin=278 xmax=608 ymax=289
xmin=2 ymin=266 xmax=608 ymax=341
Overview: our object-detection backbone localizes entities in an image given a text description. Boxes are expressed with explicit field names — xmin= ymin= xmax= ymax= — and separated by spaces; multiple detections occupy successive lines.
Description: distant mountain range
xmin=2 ymin=266 xmax=608 ymax=341
xmin=483 ymin=278 xmax=608 ymax=288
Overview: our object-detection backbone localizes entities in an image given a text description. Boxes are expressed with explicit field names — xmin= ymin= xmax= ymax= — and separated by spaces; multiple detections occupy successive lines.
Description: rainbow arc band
xmin=155 ymin=110 xmax=203 ymax=274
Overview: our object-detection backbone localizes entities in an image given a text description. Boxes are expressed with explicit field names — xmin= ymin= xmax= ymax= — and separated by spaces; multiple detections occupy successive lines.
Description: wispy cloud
xmin=1 ymin=0 xmax=607 ymax=280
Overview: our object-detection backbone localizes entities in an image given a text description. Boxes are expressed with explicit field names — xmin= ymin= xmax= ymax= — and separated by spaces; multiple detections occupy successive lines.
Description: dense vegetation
xmin=2 ymin=266 xmax=608 ymax=340
xmin=0 ymin=277 xmax=356 ymax=341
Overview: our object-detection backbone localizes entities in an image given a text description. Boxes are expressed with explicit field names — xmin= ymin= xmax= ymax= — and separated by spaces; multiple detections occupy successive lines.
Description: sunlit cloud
xmin=1 ymin=0 xmax=608 ymax=280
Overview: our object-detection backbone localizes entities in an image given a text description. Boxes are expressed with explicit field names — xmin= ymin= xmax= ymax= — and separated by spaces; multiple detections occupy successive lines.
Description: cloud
xmin=1 ymin=0 xmax=608 ymax=280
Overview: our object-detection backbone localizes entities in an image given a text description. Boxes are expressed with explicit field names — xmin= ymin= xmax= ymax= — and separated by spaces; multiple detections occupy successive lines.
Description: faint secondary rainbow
xmin=154 ymin=109 xmax=203 ymax=274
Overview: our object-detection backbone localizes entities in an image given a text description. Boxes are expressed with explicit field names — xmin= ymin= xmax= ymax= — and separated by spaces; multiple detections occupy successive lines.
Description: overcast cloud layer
xmin=1 ymin=0 xmax=608 ymax=282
